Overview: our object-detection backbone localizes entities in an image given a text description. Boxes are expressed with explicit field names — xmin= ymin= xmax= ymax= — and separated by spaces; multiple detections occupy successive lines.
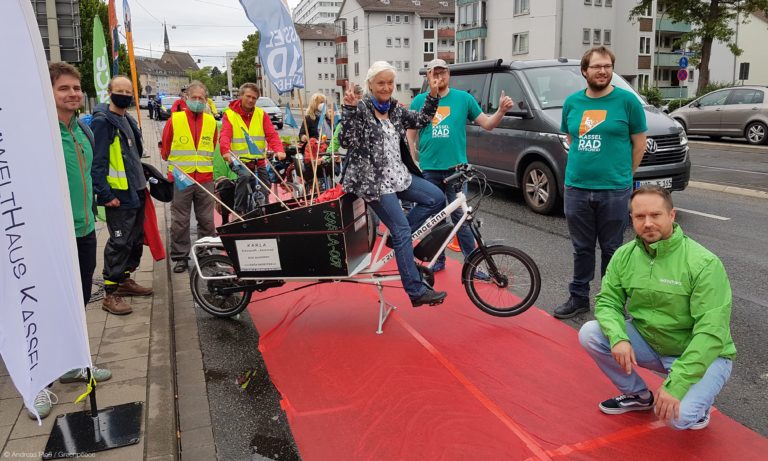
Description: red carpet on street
xmin=246 ymin=256 xmax=768 ymax=460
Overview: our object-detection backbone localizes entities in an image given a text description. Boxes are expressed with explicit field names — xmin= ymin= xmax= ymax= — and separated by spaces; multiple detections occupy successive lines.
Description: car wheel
xmin=522 ymin=161 xmax=558 ymax=215
xmin=745 ymin=121 xmax=767 ymax=145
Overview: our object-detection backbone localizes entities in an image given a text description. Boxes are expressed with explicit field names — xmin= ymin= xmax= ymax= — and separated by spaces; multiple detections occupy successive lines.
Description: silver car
xmin=671 ymin=86 xmax=768 ymax=145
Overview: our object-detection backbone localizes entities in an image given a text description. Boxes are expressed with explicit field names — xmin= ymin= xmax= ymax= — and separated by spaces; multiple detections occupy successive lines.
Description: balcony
xmin=658 ymin=86 xmax=689 ymax=100
xmin=655 ymin=52 xmax=690 ymax=67
xmin=438 ymin=51 xmax=455 ymax=62
xmin=656 ymin=18 xmax=691 ymax=33
xmin=438 ymin=28 xmax=455 ymax=39
xmin=456 ymin=26 xmax=487 ymax=41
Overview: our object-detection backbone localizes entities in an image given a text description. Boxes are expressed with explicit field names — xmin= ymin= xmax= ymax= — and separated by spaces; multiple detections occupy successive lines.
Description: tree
xmin=231 ymin=33 xmax=260 ymax=87
xmin=630 ymin=1 xmax=768 ymax=94
xmin=186 ymin=67 xmax=229 ymax=97
xmin=78 ymin=0 xmax=130 ymax=99
xmin=211 ymin=66 xmax=222 ymax=78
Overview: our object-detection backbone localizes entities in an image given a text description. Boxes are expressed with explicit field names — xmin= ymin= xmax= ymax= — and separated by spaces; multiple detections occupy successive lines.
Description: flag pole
xmin=285 ymin=101 xmax=308 ymax=206
xmin=169 ymin=163 xmax=244 ymax=221
xmin=228 ymin=152 xmax=289 ymax=209
xmin=296 ymin=92 xmax=314 ymax=205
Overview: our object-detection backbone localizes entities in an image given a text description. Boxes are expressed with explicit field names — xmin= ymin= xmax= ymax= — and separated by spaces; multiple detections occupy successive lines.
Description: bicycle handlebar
xmin=443 ymin=164 xmax=475 ymax=184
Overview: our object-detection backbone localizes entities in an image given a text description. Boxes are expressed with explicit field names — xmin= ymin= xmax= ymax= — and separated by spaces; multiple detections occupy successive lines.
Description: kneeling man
xmin=579 ymin=185 xmax=735 ymax=430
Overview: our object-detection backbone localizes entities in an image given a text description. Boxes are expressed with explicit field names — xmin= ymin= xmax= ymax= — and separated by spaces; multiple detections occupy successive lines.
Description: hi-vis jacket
xmin=168 ymin=111 xmax=215 ymax=175
xmin=224 ymin=106 xmax=266 ymax=161
xmin=595 ymin=223 xmax=737 ymax=400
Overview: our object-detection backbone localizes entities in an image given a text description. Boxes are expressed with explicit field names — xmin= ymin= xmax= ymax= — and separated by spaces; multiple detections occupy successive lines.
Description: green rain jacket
xmin=595 ymin=223 xmax=736 ymax=400
xmin=60 ymin=116 xmax=95 ymax=237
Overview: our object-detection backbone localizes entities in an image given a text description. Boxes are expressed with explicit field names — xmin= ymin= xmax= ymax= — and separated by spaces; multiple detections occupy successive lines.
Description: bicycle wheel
xmin=190 ymin=254 xmax=252 ymax=318
xmin=463 ymin=245 xmax=541 ymax=317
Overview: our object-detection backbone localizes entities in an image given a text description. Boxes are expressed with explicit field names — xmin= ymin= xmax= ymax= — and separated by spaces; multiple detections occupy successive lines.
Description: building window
xmin=513 ymin=32 xmax=529 ymax=54
xmin=354 ymin=62 xmax=359 ymax=76
xmin=593 ymin=29 xmax=601 ymax=44
xmin=603 ymin=30 xmax=611 ymax=45
xmin=404 ymin=38 xmax=410 ymax=47
xmin=330 ymin=57 xmax=334 ymax=62
xmin=584 ymin=0 xmax=592 ymax=4
xmin=317 ymin=41 xmax=321 ymax=47
xmin=387 ymin=38 xmax=393 ymax=47
xmin=353 ymin=16 xmax=358 ymax=31
xmin=583 ymin=29 xmax=591 ymax=44
xmin=396 ymin=83 xmax=402 ymax=92
xmin=331 ymin=73 xmax=335 ymax=79
xmin=640 ymin=36 xmax=651 ymax=54
xmin=595 ymin=0 xmax=602 ymax=6
xmin=354 ymin=39 xmax=359 ymax=53
xmin=638 ymin=74 xmax=650 ymax=90
xmin=404 ymin=61 xmax=410 ymax=70
xmin=514 ymin=0 xmax=529 ymax=15
xmin=324 ymin=73 xmax=329 ymax=79
xmin=639 ymin=5 xmax=652 ymax=16
xmin=318 ymin=57 xmax=322 ymax=63
xmin=395 ymin=38 xmax=401 ymax=47
xmin=404 ymin=15 xmax=410 ymax=23
xmin=386 ymin=15 xmax=392 ymax=23
xmin=688 ymin=69 xmax=694 ymax=82
xmin=424 ymin=19 xmax=435 ymax=30
xmin=324 ymin=57 xmax=328 ymax=63
xmin=318 ymin=73 xmax=322 ymax=80
xmin=424 ymin=41 xmax=434 ymax=52
xmin=395 ymin=61 xmax=402 ymax=71
xmin=404 ymin=83 xmax=410 ymax=91
xmin=605 ymin=0 xmax=612 ymax=6
xmin=395 ymin=15 xmax=401 ymax=23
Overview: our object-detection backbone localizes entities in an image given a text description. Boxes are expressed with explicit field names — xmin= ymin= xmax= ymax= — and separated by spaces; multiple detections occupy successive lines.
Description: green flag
xmin=92 ymin=15 xmax=110 ymax=104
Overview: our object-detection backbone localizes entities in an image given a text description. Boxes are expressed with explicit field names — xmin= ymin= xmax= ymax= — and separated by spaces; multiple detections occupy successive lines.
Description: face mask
xmin=110 ymin=93 xmax=133 ymax=109
xmin=187 ymin=100 xmax=206 ymax=113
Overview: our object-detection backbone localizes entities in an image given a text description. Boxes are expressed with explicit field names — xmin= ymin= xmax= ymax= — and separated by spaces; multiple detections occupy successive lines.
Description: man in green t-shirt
xmin=554 ymin=46 xmax=648 ymax=319
xmin=407 ymin=59 xmax=513 ymax=272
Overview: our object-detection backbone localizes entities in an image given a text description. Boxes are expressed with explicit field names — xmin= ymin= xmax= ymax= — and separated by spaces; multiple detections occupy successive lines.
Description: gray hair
xmin=186 ymin=80 xmax=208 ymax=98
xmin=366 ymin=61 xmax=397 ymax=86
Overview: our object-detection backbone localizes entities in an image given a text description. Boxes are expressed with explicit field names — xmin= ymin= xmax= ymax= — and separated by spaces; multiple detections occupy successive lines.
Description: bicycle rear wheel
xmin=190 ymin=254 xmax=252 ymax=318
xmin=463 ymin=245 xmax=541 ymax=317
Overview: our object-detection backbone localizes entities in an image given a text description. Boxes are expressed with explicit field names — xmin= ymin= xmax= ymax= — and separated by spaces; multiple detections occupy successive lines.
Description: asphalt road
xmin=192 ymin=129 xmax=768 ymax=459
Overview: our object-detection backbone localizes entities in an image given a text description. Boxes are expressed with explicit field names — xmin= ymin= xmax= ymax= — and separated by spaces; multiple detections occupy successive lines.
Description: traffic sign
xmin=677 ymin=69 xmax=689 ymax=82
xmin=679 ymin=57 xmax=688 ymax=68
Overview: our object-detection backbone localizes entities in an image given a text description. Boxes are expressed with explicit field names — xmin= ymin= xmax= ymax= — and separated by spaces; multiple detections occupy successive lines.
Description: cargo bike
xmin=190 ymin=165 xmax=542 ymax=333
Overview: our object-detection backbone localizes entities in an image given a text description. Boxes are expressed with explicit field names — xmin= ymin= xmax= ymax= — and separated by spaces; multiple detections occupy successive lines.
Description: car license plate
xmin=635 ymin=178 xmax=672 ymax=189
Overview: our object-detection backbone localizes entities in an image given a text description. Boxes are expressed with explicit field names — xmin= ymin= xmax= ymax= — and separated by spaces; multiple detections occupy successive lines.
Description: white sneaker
xmin=27 ymin=388 xmax=58 ymax=419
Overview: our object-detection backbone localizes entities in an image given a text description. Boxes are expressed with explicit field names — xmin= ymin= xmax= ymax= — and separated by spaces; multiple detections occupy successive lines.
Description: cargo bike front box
xmin=217 ymin=193 xmax=372 ymax=279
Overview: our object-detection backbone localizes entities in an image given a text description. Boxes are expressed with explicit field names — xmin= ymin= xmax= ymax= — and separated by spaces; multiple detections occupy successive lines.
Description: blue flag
xmin=239 ymin=0 xmax=304 ymax=94
xmin=317 ymin=101 xmax=327 ymax=132
xmin=284 ymin=103 xmax=298 ymax=128
xmin=171 ymin=167 xmax=193 ymax=191
xmin=242 ymin=127 xmax=265 ymax=158
xmin=332 ymin=101 xmax=341 ymax=127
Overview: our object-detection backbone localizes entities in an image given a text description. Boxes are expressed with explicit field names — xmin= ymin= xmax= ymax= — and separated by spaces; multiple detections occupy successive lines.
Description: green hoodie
xmin=595 ymin=223 xmax=736 ymax=400
xmin=60 ymin=116 xmax=95 ymax=237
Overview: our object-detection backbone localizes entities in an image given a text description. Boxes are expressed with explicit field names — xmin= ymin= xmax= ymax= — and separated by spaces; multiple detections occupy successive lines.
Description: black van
xmin=419 ymin=59 xmax=691 ymax=214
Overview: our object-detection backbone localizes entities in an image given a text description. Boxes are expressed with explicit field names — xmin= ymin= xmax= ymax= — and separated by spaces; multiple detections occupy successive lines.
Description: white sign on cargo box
xmin=236 ymin=239 xmax=282 ymax=271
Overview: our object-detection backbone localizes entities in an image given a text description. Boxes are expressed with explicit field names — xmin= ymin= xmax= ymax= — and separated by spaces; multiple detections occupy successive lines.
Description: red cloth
xmin=160 ymin=108 xmax=217 ymax=183
xmin=316 ymin=184 xmax=343 ymax=203
xmin=170 ymin=98 xmax=188 ymax=113
xmin=220 ymin=99 xmax=284 ymax=167
xmin=142 ymin=189 xmax=165 ymax=261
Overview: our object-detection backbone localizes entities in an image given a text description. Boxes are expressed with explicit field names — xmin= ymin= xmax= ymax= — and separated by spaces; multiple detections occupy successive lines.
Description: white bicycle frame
xmin=190 ymin=189 xmax=472 ymax=334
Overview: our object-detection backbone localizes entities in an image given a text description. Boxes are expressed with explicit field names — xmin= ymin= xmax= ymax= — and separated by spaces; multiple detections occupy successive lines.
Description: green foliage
xmin=667 ymin=97 xmax=696 ymax=112
xmin=640 ymin=86 xmax=664 ymax=107
xmin=630 ymin=0 xmax=768 ymax=93
xmin=696 ymin=81 xmax=732 ymax=97
xmin=77 ymin=0 xmax=132 ymax=98
xmin=231 ymin=33 xmax=260 ymax=87
xmin=186 ymin=67 xmax=229 ymax=97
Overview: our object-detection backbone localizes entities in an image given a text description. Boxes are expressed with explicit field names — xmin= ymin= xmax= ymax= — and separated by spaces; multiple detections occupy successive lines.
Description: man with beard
xmin=407 ymin=59 xmax=513 ymax=272
xmin=554 ymin=46 xmax=647 ymax=319
xmin=578 ymin=186 xmax=735 ymax=430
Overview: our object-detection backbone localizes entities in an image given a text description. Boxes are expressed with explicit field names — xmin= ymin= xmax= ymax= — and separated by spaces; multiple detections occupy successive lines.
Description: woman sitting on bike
xmin=299 ymin=93 xmax=336 ymax=157
xmin=340 ymin=61 xmax=447 ymax=307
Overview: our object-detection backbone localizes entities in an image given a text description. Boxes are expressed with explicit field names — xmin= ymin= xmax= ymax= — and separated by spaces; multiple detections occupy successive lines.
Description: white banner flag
xmin=0 ymin=0 xmax=92 ymax=420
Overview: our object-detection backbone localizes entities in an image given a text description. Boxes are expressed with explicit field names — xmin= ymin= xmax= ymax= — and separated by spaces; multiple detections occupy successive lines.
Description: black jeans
xmin=76 ymin=230 xmax=97 ymax=304
xmin=103 ymin=191 xmax=146 ymax=291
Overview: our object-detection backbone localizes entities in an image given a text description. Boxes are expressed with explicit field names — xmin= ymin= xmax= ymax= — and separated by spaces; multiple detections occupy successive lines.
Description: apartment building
xmin=296 ymin=23 xmax=340 ymax=103
xmin=456 ymin=0 xmax=698 ymax=99
xmin=293 ymin=0 xmax=344 ymax=24
xmin=335 ymin=0 xmax=455 ymax=104
xmin=709 ymin=10 xmax=768 ymax=86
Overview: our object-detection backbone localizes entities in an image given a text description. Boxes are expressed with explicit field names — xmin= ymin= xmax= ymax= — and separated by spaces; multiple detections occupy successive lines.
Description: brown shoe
xmin=114 ymin=278 xmax=153 ymax=296
xmin=102 ymin=294 xmax=133 ymax=315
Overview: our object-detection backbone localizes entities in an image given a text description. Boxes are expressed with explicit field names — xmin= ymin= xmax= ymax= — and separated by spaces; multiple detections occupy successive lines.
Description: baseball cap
xmin=426 ymin=59 xmax=448 ymax=71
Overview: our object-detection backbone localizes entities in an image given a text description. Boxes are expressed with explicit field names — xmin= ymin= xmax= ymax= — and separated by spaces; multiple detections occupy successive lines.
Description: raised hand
xmin=427 ymin=70 xmax=440 ymax=98
xmin=343 ymin=81 xmax=357 ymax=106
xmin=498 ymin=90 xmax=514 ymax=113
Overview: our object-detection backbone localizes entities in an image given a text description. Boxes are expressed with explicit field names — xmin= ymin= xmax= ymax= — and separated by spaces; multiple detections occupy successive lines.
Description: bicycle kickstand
xmin=375 ymin=280 xmax=397 ymax=335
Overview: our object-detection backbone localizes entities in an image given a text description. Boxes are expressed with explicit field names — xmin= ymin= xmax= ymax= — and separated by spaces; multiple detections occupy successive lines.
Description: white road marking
xmin=676 ymin=207 xmax=731 ymax=221
xmin=694 ymin=165 xmax=768 ymax=176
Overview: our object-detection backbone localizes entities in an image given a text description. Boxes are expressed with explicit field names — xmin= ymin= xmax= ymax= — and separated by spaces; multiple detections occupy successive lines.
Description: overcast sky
xmin=120 ymin=0 xmax=303 ymax=70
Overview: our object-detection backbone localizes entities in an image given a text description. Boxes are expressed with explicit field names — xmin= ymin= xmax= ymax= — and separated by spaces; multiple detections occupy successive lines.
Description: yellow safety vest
xmin=169 ymin=112 xmax=215 ymax=174
xmin=225 ymin=107 xmax=266 ymax=161
xmin=107 ymin=135 xmax=128 ymax=190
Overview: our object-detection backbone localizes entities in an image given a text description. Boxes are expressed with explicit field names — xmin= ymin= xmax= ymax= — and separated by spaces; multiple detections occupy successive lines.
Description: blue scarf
xmin=370 ymin=96 xmax=391 ymax=114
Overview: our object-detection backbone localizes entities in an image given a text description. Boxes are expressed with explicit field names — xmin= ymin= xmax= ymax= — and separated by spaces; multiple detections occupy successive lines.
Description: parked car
xmin=212 ymin=96 xmax=231 ymax=113
xmin=670 ymin=86 xmax=768 ymax=145
xmin=156 ymin=96 xmax=180 ymax=121
xmin=419 ymin=58 xmax=691 ymax=214
xmin=138 ymin=97 xmax=149 ymax=109
xmin=256 ymin=97 xmax=283 ymax=129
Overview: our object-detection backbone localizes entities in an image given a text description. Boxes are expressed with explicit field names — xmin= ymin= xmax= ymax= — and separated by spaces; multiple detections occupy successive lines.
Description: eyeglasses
xmin=588 ymin=64 xmax=613 ymax=71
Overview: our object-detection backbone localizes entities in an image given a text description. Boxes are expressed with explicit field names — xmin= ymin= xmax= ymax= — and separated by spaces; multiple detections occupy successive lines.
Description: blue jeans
xmin=579 ymin=320 xmax=733 ymax=429
xmin=367 ymin=174 xmax=444 ymax=298
xmin=564 ymin=186 xmax=631 ymax=299
xmin=422 ymin=170 xmax=476 ymax=265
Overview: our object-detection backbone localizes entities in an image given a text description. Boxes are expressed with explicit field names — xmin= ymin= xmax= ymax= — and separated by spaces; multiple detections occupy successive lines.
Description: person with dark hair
xmin=91 ymin=75 xmax=153 ymax=315
xmin=554 ymin=46 xmax=648 ymax=319
xmin=579 ymin=185 xmax=735 ymax=431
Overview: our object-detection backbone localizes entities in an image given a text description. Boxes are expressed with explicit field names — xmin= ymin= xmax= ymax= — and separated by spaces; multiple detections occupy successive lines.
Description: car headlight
xmin=558 ymin=134 xmax=570 ymax=151
xmin=672 ymin=119 xmax=688 ymax=146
